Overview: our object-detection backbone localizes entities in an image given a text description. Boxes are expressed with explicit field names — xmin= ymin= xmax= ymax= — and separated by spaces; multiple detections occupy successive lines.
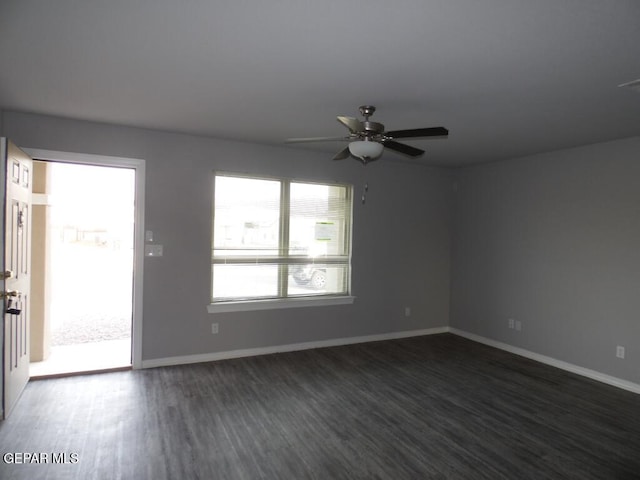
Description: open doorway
xmin=29 ymin=161 xmax=136 ymax=377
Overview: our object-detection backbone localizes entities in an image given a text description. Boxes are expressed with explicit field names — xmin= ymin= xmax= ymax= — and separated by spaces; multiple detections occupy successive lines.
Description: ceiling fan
xmin=285 ymin=105 xmax=448 ymax=164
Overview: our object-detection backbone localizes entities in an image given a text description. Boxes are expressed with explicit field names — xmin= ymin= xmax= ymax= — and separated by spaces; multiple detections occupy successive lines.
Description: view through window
xmin=212 ymin=174 xmax=352 ymax=302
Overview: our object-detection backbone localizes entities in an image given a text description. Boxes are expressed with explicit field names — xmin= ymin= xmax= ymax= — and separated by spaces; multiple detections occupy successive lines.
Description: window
xmin=211 ymin=173 xmax=352 ymax=307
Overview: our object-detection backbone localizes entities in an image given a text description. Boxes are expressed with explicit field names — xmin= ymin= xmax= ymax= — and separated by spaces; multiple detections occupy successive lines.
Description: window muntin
xmin=212 ymin=174 xmax=352 ymax=302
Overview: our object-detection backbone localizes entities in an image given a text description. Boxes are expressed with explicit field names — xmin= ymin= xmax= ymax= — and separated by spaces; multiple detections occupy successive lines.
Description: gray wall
xmin=7 ymin=109 xmax=637 ymax=385
xmin=3 ymin=111 xmax=452 ymax=362
xmin=451 ymin=137 xmax=640 ymax=384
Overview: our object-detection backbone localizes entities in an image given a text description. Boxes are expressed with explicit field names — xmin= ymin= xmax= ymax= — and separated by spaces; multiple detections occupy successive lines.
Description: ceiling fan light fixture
xmin=348 ymin=139 xmax=384 ymax=161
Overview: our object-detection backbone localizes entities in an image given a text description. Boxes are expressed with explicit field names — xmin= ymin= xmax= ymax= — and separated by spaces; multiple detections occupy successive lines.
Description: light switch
xmin=145 ymin=230 xmax=154 ymax=242
xmin=145 ymin=244 xmax=163 ymax=257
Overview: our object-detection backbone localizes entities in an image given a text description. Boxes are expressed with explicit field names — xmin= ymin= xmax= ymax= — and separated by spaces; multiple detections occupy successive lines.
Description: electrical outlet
xmin=211 ymin=323 xmax=219 ymax=335
xmin=405 ymin=307 xmax=411 ymax=317
xmin=515 ymin=320 xmax=522 ymax=331
xmin=508 ymin=318 xmax=515 ymax=329
xmin=616 ymin=346 xmax=625 ymax=359
xmin=144 ymin=244 xmax=163 ymax=257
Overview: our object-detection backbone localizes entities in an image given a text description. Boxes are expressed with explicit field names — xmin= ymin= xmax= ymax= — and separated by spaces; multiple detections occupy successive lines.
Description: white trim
xmin=24 ymin=148 xmax=145 ymax=369
xmin=24 ymin=148 xmax=144 ymax=169
xmin=142 ymin=326 xmax=448 ymax=368
xmin=31 ymin=193 xmax=52 ymax=205
xmin=450 ymin=328 xmax=640 ymax=395
xmin=207 ymin=295 xmax=355 ymax=313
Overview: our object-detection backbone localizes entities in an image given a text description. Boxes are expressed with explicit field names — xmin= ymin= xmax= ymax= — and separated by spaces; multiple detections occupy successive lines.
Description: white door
xmin=1 ymin=138 xmax=32 ymax=419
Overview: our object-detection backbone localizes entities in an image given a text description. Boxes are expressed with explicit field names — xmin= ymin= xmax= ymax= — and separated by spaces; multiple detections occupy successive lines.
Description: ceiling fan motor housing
xmin=361 ymin=121 xmax=384 ymax=139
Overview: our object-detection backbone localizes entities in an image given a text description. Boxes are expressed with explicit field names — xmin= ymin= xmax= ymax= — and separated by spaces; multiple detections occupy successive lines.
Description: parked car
xmin=290 ymin=265 xmax=326 ymax=289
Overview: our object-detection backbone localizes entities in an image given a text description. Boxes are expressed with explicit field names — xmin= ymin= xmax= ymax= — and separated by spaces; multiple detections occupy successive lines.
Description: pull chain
xmin=362 ymin=182 xmax=368 ymax=205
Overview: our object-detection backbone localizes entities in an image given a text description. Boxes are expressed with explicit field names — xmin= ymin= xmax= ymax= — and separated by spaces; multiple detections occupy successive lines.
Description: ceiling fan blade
xmin=382 ymin=140 xmax=425 ymax=157
xmin=337 ymin=116 xmax=364 ymax=133
xmin=385 ymin=127 xmax=448 ymax=139
xmin=285 ymin=136 xmax=350 ymax=144
xmin=332 ymin=147 xmax=351 ymax=161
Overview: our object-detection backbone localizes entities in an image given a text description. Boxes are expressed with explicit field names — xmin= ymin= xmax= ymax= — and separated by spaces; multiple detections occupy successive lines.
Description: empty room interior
xmin=1 ymin=1 xmax=640 ymax=479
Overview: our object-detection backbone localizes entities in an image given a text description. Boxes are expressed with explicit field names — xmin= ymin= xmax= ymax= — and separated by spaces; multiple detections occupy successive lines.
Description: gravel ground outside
xmin=51 ymin=313 xmax=131 ymax=346
xmin=49 ymin=243 xmax=133 ymax=346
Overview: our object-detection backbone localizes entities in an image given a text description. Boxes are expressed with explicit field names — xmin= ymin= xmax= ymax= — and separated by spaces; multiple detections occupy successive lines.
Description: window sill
xmin=207 ymin=295 xmax=355 ymax=313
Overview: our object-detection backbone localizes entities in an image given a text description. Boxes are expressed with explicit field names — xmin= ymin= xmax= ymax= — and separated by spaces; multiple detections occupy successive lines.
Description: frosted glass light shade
xmin=348 ymin=140 xmax=384 ymax=160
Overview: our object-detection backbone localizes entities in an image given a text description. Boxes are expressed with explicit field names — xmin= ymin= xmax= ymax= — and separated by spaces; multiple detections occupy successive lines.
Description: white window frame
xmin=208 ymin=172 xmax=355 ymax=313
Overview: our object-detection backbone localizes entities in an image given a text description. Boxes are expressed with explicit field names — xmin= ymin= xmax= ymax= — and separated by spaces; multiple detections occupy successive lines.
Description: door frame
xmin=24 ymin=148 xmax=145 ymax=369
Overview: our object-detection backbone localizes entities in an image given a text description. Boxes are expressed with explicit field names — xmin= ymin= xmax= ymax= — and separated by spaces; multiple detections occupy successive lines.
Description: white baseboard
xmin=450 ymin=328 xmax=640 ymax=395
xmin=142 ymin=326 xmax=449 ymax=369
xmin=142 ymin=326 xmax=640 ymax=395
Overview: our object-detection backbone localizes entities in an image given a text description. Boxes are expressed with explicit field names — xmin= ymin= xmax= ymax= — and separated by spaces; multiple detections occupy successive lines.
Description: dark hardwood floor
xmin=1 ymin=333 xmax=639 ymax=479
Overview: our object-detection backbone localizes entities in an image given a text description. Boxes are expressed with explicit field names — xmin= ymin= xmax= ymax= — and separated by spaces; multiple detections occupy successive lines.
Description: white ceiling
xmin=1 ymin=0 xmax=640 ymax=166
